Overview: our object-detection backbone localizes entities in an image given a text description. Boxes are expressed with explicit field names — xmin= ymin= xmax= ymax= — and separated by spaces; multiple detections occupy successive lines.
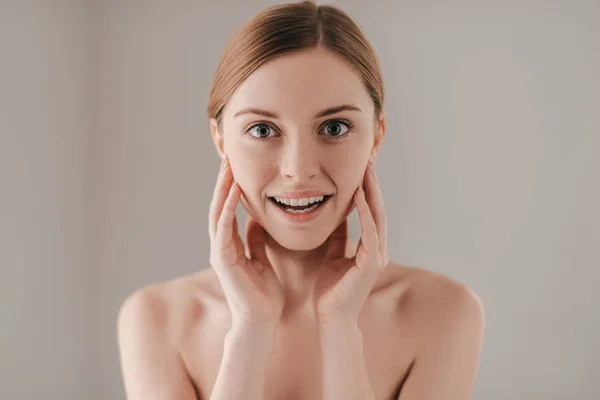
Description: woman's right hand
xmin=209 ymin=157 xmax=284 ymax=328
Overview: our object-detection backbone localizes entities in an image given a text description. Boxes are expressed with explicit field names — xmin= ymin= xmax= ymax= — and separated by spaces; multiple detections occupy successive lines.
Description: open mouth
xmin=268 ymin=195 xmax=332 ymax=214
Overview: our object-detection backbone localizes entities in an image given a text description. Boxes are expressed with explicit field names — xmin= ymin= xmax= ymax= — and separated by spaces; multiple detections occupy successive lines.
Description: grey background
xmin=1 ymin=0 xmax=599 ymax=399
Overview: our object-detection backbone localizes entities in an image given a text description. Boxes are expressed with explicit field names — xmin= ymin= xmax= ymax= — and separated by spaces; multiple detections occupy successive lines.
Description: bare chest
xmin=181 ymin=304 xmax=415 ymax=400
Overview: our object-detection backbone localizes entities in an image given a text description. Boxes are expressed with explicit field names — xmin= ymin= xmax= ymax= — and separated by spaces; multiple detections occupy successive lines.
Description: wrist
xmin=213 ymin=321 xmax=276 ymax=400
xmin=317 ymin=314 xmax=359 ymax=329
xmin=318 ymin=317 xmax=361 ymax=339
xmin=223 ymin=323 xmax=277 ymax=367
xmin=230 ymin=310 xmax=281 ymax=329
xmin=230 ymin=316 xmax=278 ymax=332
xmin=227 ymin=320 xmax=277 ymax=345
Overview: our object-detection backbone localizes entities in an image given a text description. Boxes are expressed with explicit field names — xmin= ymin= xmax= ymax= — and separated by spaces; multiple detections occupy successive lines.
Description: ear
xmin=210 ymin=118 xmax=225 ymax=160
xmin=371 ymin=112 xmax=386 ymax=160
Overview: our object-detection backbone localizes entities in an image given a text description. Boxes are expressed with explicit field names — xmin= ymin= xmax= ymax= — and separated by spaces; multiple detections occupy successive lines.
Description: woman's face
xmin=211 ymin=47 xmax=384 ymax=250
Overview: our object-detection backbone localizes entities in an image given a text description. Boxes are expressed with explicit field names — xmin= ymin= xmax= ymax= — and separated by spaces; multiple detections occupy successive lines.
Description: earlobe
xmin=210 ymin=118 xmax=225 ymax=160
xmin=371 ymin=114 xmax=386 ymax=159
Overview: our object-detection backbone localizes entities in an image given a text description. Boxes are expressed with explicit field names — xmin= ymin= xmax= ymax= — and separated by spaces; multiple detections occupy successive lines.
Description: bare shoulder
xmin=116 ymin=270 xmax=223 ymax=399
xmin=117 ymin=269 xmax=223 ymax=346
xmin=382 ymin=263 xmax=485 ymax=339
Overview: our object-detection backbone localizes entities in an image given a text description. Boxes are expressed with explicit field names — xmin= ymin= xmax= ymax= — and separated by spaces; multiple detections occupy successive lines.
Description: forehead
xmin=223 ymin=47 xmax=374 ymax=120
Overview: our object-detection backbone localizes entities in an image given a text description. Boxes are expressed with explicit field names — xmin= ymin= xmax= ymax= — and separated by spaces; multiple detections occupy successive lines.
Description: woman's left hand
xmin=315 ymin=157 xmax=390 ymax=324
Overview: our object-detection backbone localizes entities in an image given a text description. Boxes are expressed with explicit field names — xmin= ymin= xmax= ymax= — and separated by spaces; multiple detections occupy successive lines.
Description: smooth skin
xmin=117 ymin=47 xmax=485 ymax=400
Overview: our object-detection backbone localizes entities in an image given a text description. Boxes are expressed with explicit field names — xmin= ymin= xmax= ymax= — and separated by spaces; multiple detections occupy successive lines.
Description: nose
xmin=279 ymin=136 xmax=320 ymax=181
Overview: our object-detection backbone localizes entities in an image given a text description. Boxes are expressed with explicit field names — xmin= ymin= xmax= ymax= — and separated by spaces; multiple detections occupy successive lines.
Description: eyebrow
xmin=233 ymin=104 xmax=362 ymax=119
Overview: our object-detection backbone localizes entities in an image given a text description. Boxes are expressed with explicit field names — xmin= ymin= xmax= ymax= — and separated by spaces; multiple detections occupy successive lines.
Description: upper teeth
xmin=273 ymin=195 xmax=325 ymax=206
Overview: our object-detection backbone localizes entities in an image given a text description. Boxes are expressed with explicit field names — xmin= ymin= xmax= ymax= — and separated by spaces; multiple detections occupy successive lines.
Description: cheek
xmin=327 ymin=149 xmax=369 ymax=191
xmin=227 ymin=142 xmax=264 ymax=182
xmin=228 ymin=149 xmax=272 ymax=209
xmin=335 ymin=171 xmax=364 ymax=209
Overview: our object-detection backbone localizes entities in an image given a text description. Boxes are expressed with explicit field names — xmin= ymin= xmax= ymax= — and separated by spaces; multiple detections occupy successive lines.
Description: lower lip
xmin=269 ymin=196 xmax=331 ymax=223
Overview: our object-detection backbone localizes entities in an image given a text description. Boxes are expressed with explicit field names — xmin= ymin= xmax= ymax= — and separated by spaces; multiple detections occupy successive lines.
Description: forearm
xmin=210 ymin=323 xmax=276 ymax=400
xmin=319 ymin=319 xmax=376 ymax=400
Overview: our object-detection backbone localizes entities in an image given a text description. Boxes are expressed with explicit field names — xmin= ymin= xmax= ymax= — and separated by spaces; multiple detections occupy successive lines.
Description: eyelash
xmin=244 ymin=119 xmax=354 ymax=141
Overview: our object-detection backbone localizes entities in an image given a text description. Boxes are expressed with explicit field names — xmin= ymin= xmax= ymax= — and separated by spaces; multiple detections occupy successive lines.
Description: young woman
xmin=117 ymin=1 xmax=485 ymax=399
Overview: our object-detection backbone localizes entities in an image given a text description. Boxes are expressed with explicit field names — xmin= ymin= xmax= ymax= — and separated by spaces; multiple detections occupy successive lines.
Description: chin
xmin=271 ymin=229 xmax=331 ymax=251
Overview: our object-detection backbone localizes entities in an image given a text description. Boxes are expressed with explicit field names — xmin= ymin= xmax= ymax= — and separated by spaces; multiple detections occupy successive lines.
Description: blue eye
xmin=321 ymin=120 xmax=352 ymax=139
xmin=247 ymin=123 xmax=275 ymax=139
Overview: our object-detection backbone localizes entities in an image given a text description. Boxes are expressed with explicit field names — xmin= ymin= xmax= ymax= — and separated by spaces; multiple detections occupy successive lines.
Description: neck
xmin=263 ymin=233 xmax=353 ymax=317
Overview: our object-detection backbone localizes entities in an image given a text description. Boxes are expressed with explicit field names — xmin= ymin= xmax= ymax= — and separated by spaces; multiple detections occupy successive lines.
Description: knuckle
xmin=216 ymin=217 xmax=228 ymax=229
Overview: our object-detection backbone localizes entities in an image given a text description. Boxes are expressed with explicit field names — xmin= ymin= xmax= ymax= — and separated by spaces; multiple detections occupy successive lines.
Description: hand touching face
xmin=315 ymin=157 xmax=390 ymax=323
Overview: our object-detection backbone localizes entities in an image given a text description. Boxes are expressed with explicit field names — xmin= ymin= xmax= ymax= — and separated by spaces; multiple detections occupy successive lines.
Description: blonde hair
xmin=207 ymin=0 xmax=384 ymax=129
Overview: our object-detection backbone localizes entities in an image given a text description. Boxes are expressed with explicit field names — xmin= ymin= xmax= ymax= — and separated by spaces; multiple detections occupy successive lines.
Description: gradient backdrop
xmin=1 ymin=0 xmax=599 ymax=399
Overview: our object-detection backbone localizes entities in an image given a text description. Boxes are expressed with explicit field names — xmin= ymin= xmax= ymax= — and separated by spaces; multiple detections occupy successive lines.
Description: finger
xmin=208 ymin=157 xmax=233 ymax=240
xmin=324 ymin=218 xmax=348 ymax=261
xmin=364 ymin=159 xmax=389 ymax=265
xmin=232 ymin=213 xmax=245 ymax=252
xmin=354 ymin=186 xmax=379 ymax=269
xmin=215 ymin=180 xmax=241 ymax=251
xmin=246 ymin=216 xmax=269 ymax=271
